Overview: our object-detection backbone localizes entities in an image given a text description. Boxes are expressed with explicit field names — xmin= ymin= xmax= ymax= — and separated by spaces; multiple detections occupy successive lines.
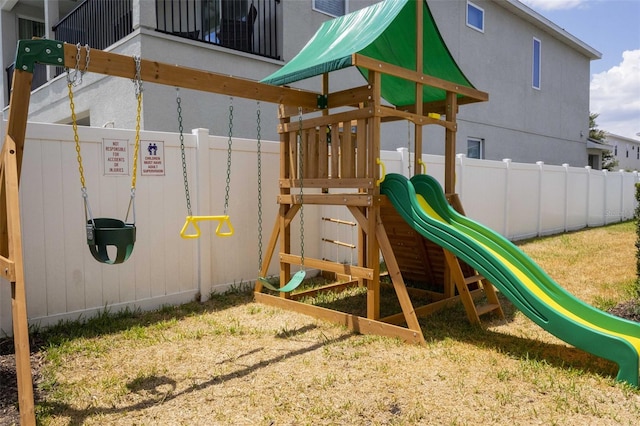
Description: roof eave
xmin=496 ymin=0 xmax=602 ymax=60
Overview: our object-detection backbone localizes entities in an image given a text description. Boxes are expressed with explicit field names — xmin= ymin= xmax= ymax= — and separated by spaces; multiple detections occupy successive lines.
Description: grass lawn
xmin=2 ymin=221 xmax=640 ymax=425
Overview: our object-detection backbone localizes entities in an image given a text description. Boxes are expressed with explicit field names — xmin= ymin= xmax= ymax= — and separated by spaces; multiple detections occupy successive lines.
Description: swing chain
xmin=68 ymin=85 xmax=85 ymax=189
xmin=176 ymin=89 xmax=192 ymax=216
xmin=126 ymin=55 xmax=143 ymax=224
xmin=224 ymin=97 xmax=233 ymax=215
xmin=67 ymin=43 xmax=90 ymax=190
xmin=130 ymin=56 xmax=143 ymax=191
xmin=256 ymin=102 xmax=263 ymax=271
xmin=298 ymin=107 xmax=305 ymax=266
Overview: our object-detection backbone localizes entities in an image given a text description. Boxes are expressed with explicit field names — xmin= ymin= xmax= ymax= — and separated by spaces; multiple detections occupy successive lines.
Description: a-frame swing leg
xmin=1 ymin=137 xmax=36 ymax=425
xmin=1 ymin=69 xmax=36 ymax=425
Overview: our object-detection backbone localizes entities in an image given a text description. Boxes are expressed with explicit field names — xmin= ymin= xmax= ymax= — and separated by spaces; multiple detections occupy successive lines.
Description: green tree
xmin=590 ymin=112 xmax=618 ymax=170
xmin=589 ymin=112 xmax=606 ymax=141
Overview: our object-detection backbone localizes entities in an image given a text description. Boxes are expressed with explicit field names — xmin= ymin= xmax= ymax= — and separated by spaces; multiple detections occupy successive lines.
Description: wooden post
xmin=444 ymin=91 xmax=458 ymax=194
xmin=366 ymin=71 xmax=382 ymax=320
xmin=279 ymin=110 xmax=292 ymax=294
xmin=1 ymin=70 xmax=36 ymax=425
xmin=413 ymin=0 xmax=424 ymax=176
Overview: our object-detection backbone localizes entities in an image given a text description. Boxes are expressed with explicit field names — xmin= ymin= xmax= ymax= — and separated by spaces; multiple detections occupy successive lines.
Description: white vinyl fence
xmin=1 ymin=122 xmax=638 ymax=333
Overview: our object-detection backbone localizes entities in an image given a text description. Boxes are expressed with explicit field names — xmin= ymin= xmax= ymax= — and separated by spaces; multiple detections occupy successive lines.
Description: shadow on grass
xmin=301 ymin=286 xmax=622 ymax=383
xmin=36 ymin=324 xmax=352 ymax=423
xmin=418 ymin=297 xmax=621 ymax=383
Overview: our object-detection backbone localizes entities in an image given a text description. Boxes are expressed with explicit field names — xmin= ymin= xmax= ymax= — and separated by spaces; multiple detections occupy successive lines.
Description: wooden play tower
xmin=253 ymin=0 xmax=500 ymax=344
xmin=1 ymin=1 xmax=500 ymax=423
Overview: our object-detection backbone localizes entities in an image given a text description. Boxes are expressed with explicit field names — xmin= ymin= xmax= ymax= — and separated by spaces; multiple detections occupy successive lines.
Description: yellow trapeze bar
xmin=180 ymin=215 xmax=234 ymax=239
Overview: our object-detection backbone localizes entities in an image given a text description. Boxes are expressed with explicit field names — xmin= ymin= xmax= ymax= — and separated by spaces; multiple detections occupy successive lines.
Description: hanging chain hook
xmin=66 ymin=43 xmax=90 ymax=86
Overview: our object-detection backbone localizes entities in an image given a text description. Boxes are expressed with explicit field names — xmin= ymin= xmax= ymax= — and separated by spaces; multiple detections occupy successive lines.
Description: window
xmin=626 ymin=144 xmax=630 ymax=158
xmin=313 ymin=0 xmax=346 ymax=17
xmin=466 ymin=1 xmax=484 ymax=32
xmin=614 ymin=144 xmax=618 ymax=155
xmin=532 ymin=38 xmax=541 ymax=89
xmin=18 ymin=17 xmax=45 ymax=39
xmin=467 ymin=138 xmax=484 ymax=159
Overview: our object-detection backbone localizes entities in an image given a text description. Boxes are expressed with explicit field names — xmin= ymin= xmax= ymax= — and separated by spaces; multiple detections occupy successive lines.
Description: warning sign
xmin=103 ymin=139 xmax=129 ymax=175
xmin=141 ymin=140 xmax=165 ymax=176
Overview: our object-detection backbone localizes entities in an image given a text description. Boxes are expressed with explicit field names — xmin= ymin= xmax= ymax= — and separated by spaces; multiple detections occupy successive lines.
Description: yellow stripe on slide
xmin=415 ymin=194 xmax=640 ymax=353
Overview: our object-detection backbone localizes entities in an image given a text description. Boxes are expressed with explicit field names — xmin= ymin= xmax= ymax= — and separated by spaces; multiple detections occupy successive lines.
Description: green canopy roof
xmin=261 ymin=0 xmax=476 ymax=108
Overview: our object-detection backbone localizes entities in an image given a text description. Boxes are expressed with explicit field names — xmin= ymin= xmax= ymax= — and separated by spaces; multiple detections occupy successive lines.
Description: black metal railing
xmin=52 ymin=0 xmax=133 ymax=50
xmin=156 ymin=0 xmax=280 ymax=59
xmin=5 ymin=62 xmax=48 ymax=103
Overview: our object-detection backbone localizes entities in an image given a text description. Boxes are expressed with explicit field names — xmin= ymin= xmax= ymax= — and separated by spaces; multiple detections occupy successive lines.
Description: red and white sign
xmin=103 ymin=138 xmax=129 ymax=176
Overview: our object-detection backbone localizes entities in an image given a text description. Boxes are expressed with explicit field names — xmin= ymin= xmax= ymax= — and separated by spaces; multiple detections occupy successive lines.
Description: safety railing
xmin=156 ymin=0 xmax=280 ymax=59
xmin=52 ymin=0 xmax=133 ymax=50
xmin=5 ymin=62 xmax=48 ymax=103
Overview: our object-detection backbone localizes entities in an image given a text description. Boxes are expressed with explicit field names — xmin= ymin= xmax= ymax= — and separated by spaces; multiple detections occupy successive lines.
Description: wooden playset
xmin=1 ymin=1 xmax=501 ymax=423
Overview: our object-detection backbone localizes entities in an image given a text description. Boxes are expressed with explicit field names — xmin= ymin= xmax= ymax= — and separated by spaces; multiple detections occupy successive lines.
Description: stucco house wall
xmin=1 ymin=0 xmax=599 ymax=166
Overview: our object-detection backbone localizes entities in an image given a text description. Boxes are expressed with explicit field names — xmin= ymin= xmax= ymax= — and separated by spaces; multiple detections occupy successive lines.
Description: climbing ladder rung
xmin=475 ymin=303 xmax=502 ymax=316
xmin=322 ymin=217 xmax=357 ymax=226
xmin=322 ymin=238 xmax=356 ymax=249
xmin=464 ymin=274 xmax=485 ymax=286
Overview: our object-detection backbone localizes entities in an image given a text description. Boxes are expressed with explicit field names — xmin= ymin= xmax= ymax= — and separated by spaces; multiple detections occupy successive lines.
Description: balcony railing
xmin=156 ymin=0 xmax=280 ymax=60
xmin=52 ymin=0 xmax=133 ymax=50
xmin=5 ymin=62 xmax=48 ymax=103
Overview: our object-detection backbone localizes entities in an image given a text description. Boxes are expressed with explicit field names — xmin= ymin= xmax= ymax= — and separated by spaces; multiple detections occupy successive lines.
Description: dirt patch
xmin=609 ymin=299 xmax=640 ymax=323
xmin=0 ymin=337 xmax=44 ymax=426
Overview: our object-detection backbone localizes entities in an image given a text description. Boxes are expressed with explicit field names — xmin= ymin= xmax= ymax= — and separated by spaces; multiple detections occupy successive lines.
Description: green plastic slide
xmin=380 ymin=173 xmax=640 ymax=387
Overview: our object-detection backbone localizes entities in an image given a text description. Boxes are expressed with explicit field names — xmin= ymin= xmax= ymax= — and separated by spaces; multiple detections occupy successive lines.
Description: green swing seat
xmin=86 ymin=218 xmax=136 ymax=265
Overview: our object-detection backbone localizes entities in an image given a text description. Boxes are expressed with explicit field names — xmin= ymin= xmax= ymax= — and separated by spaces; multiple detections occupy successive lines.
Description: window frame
xmin=532 ymin=37 xmax=542 ymax=90
xmin=313 ymin=0 xmax=347 ymax=18
xmin=466 ymin=1 xmax=485 ymax=33
xmin=467 ymin=137 xmax=484 ymax=159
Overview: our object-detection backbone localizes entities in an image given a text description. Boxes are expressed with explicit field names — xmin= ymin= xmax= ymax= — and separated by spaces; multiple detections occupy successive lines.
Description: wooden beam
xmin=328 ymin=84 xmax=374 ymax=109
xmin=59 ymin=43 xmax=320 ymax=109
xmin=278 ymin=107 xmax=373 ymax=133
xmin=279 ymin=178 xmax=375 ymax=189
xmin=254 ymin=292 xmax=426 ymax=345
xmin=347 ymin=206 xmax=369 ymax=235
xmin=353 ymin=54 xmax=489 ymax=103
xmin=278 ymin=193 xmax=374 ymax=206
xmin=279 ymin=253 xmax=374 ymax=280
xmin=377 ymin=106 xmax=454 ymax=130
xmin=381 ymin=288 xmax=485 ymax=325
xmin=400 ymin=96 xmax=482 ymax=116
